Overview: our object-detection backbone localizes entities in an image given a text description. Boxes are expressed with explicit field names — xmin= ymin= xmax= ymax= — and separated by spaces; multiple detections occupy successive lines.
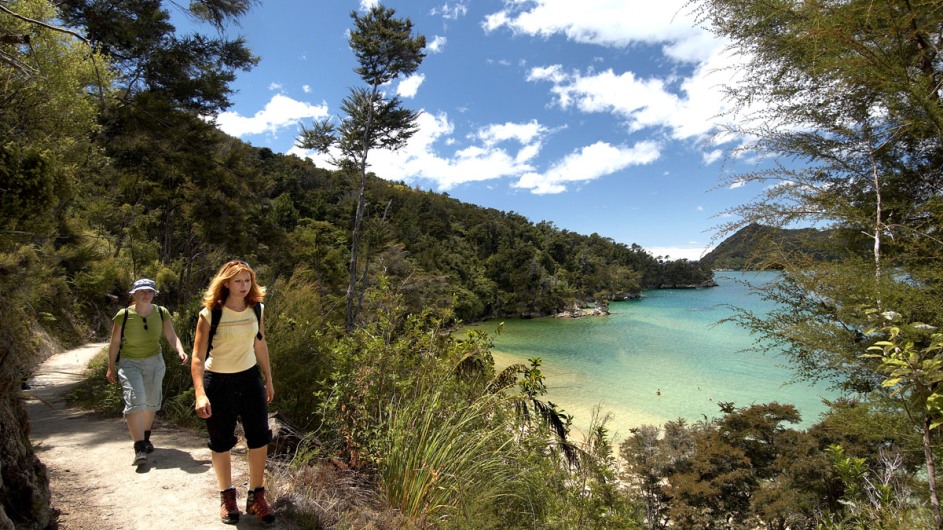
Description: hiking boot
xmin=132 ymin=441 xmax=147 ymax=466
xmin=219 ymin=487 xmax=239 ymax=524
xmin=246 ymin=487 xmax=275 ymax=524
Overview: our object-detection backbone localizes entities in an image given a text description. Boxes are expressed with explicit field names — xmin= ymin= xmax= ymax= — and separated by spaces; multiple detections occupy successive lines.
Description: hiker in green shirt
xmin=106 ymin=278 xmax=189 ymax=466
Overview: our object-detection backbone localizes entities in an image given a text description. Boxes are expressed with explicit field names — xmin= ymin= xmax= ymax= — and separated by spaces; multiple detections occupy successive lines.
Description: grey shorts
xmin=117 ymin=354 xmax=166 ymax=414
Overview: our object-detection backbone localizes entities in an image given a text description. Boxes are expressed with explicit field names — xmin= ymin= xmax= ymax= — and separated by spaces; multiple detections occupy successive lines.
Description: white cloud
xmin=292 ymin=113 xmax=662 ymax=195
xmin=215 ymin=94 xmax=328 ymax=138
xmin=702 ymin=149 xmax=723 ymax=165
xmin=426 ymin=35 xmax=447 ymax=53
xmin=268 ymin=82 xmax=283 ymax=91
xmin=431 ymin=2 xmax=468 ymax=20
xmin=359 ymin=0 xmax=378 ymax=11
xmin=377 ymin=113 xmax=545 ymax=190
xmin=529 ymin=59 xmax=734 ymax=141
xmin=397 ymin=74 xmax=425 ymax=98
xmin=302 ymin=84 xmax=311 ymax=93
xmin=514 ymin=140 xmax=661 ymax=194
xmin=475 ymin=119 xmax=546 ymax=146
xmin=488 ymin=0 xmax=751 ymax=150
xmin=647 ymin=246 xmax=713 ymax=261
xmin=483 ymin=0 xmax=720 ymax=62
xmin=482 ymin=10 xmax=510 ymax=32
xmin=527 ymin=64 xmax=567 ymax=84
xmin=294 ymin=112 xmax=553 ymax=191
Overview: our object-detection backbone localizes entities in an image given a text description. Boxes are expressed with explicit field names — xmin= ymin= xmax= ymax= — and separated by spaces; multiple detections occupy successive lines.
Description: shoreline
xmin=490 ymin=349 xmax=673 ymax=443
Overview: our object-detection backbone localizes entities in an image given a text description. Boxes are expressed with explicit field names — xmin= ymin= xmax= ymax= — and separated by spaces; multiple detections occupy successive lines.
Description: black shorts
xmin=203 ymin=367 xmax=272 ymax=452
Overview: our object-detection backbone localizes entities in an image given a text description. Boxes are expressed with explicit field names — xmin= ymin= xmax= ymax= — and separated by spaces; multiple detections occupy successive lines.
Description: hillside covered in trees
xmin=700 ymin=223 xmax=848 ymax=270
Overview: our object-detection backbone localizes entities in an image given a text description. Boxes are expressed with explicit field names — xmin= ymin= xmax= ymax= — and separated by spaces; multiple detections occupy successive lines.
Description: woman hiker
xmin=106 ymin=278 xmax=189 ymax=466
xmin=191 ymin=260 xmax=276 ymax=524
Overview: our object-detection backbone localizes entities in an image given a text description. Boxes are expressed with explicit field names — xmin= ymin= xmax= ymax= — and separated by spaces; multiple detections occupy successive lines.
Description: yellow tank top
xmin=201 ymin=304 xmax=260 ymax=373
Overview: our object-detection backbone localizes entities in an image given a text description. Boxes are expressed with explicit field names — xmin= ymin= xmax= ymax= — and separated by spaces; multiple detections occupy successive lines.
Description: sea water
xmin=463 ymin=271 xmax=838 ymax=439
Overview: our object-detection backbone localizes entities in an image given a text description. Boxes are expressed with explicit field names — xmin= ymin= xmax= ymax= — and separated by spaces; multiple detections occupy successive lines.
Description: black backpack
xmin=116 ymin=305 xmax=165 ymax=363
xmin=206 ymin=303 xmax=263 ymax=357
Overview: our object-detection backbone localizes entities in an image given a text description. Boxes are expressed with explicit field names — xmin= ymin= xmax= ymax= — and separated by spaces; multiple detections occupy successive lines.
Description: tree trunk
xmin=344 ymin=85 xmax=380 ymax=332
xmin=871 ymin=154 xmax=882 ymax=285
xmin=344 ymin=169 xmax=367 ymax=332
xmin=923 ymin=414 xmax=942 ymax=528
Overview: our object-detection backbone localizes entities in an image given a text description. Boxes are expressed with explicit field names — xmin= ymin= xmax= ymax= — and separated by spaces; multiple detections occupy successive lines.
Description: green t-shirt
xmin=113 ymin=305 xmax=165 ymax=360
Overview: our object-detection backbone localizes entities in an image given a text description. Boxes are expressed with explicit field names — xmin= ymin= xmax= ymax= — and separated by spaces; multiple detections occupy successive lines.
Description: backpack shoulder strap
xmin=156 ymin=305 xmax=165 ymax=323
xmin=207 ymin=307 xmax=223 ymax=356
xmin=116 ymin=308 xmax=130 ymax=362
xmin=120 ymin=308 xmax=129 ymax=340
xmin=252 ymin=303 xmax=263 ymax=341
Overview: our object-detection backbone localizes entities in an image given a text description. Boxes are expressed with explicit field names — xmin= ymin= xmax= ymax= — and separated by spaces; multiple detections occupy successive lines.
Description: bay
xmin=463 ymin=271 xmax=838 ymax=439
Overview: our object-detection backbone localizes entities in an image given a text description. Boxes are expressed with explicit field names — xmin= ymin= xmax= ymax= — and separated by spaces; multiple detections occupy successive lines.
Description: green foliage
xmin=0 ymin=145 xmax=59 ymax=234
xmin=56 ymin=0 xmax=257 ymax=113
xmin=315 ymin=284 xmax=493 ymax=465
xmin=67 ymin=348 xmax=124 ymax=415
xmin=863 ymin=312 xmax=943 ymax=430
xmin=379 ymin=390 xmax=519 ymax=522
xmin=701 ymin=223 xmax=846 ymax=271
xmin=621 ymin=403 xmax=823 ymax=529
xmin=566 ymin=411 xmax=640 ymax=529
xmin=819 ymin=444 xmax=934 ymax=530
xmin=262 ymin=272 xmax=337 ymax=429
xmin=162 ymin=387 xmax=203 ymax=430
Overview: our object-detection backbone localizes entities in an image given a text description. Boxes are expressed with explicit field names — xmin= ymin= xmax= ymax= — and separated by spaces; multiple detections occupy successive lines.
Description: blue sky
xmin=194 ymin=0 xmax=760 ymax=260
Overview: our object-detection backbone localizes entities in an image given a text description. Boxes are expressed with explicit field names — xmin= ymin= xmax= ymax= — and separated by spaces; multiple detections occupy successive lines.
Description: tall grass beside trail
xmin=379 ymin=389 xmax=522 ymax=525
xmin=262 ymin=272 xmax=340 ymax=431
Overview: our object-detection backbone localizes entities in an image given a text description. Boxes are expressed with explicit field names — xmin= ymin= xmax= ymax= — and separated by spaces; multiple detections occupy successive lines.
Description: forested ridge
xmin=3 ymin=0 xmax=943 ymax=528
xmin=700 ymin=223 xmax=846 ymax=270
xmin=234 ymin=146 xmax=715 ymax=321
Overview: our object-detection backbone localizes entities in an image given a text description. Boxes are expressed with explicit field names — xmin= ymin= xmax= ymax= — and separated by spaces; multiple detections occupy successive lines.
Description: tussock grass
xmin=266 ymin=458 xmax=408 ymax=529
xmin=379 ymin=390 xmax=520 ymax=524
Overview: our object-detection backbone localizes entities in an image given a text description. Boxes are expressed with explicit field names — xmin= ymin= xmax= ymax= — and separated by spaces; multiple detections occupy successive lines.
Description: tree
xmin=0 ymin=0 xmax=114 ymax=524
xmin=54 ymin=0 xmax=258 ymax=114
xmin=696 ymin=0 xmax=943 ymax=524
xmin=297 ymin=5 xmax=425 ymax=331
xmin=50 ymin=0 xmax=262 ymax=294
xmin=864 ymin=312 xmax=943 ymax=526
xmin=695 ymin=0 xmax=943 ymax=303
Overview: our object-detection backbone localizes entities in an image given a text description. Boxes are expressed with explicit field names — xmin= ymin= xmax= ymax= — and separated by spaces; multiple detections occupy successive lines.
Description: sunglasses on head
xmin=226 ymin=260 xmax=250 ymax=268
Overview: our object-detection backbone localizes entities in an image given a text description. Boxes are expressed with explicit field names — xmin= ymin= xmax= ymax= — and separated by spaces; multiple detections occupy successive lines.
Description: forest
xmin=2 ymin=0 xmax=943 ymax=528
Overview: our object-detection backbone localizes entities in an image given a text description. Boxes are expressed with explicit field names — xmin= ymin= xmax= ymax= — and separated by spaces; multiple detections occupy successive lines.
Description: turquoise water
xmin=464 ymin=271 xmax=837 ymax=439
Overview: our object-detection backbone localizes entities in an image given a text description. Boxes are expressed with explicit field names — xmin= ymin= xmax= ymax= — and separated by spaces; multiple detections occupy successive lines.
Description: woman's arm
xmin=253 ymin=308 xmax=274 ymax=403
xmin=161 ymin=308 xmax=189 ymax=365
xmin=191 ymin=313 xmax=212 ymax=418
xmin=105 ymin=321 xmax=121 ymax=384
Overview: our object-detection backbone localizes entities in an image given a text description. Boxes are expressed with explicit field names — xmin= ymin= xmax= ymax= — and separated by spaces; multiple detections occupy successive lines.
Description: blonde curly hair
xmin=202 ymin=260 xmax=266 ymax=310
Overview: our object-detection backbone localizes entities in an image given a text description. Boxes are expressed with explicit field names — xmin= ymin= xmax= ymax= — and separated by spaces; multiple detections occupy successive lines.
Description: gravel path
xmin=25 ymin=343 xmax=277 ymax=529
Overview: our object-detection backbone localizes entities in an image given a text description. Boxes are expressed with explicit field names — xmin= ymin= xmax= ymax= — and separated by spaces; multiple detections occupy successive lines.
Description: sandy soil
xmin=25 ymin=343 xmax=280 ymax=530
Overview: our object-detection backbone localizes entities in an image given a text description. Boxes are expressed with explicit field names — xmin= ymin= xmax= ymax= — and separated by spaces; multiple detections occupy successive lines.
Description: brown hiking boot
xmin=219 ymin=487 xmax=239 ymax=524
xmin=246 ymin=487 xmax=275 ymax=524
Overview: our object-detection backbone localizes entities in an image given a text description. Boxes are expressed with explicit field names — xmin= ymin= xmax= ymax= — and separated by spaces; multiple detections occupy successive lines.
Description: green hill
xmin=700 ymin=223 xmax=848 ymax=270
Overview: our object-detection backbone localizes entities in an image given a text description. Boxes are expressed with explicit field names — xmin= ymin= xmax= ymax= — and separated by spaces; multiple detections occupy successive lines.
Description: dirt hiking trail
xmin=25 ymin=342 xmax=283 ymax=530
